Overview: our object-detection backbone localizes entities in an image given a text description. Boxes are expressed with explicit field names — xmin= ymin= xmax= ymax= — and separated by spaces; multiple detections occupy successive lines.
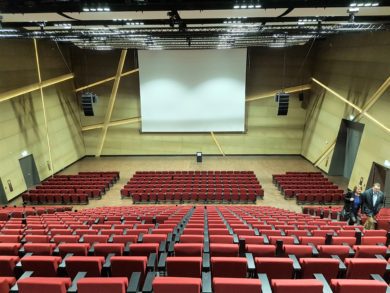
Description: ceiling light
xmin=364 ymin=3 xmax=371 ymax=6
xmin=90 ymin=8 xmax=96 ymax=11
xmin=350 ymin=3 xmax=357 ymax=6
xmin=248 ymin=4 xmax=254 ymax=8
xmin=372 ymin=2 xmax=379 ymax=6
xmin=103 ymin=8 xmax=110 ymax=11
xmin=357 ymin=3 xmax=364 ymax=6
xmin=83 ymin=8 xmax=89 ymax=12
xmin=97 ymin=8 xmax=103 ymax=11
xmin=348 ymin=7 xmax=360 ymax=12
xmin=255 ymin=4 xmax=261 ymax=8
xmin=233 ymin=5 xmax=240 ymax=8
xmin=240 ymin=5 xmax=247 ymax=8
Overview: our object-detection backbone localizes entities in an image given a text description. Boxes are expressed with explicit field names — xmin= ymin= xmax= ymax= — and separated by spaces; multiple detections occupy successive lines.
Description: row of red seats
xmin=0 ymin=206 xmax=72 ymax=221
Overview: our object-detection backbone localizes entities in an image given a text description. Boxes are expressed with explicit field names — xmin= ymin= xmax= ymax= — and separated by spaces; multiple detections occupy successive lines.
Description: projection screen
xmin=138 ymin=49 xmax=247 ymax=132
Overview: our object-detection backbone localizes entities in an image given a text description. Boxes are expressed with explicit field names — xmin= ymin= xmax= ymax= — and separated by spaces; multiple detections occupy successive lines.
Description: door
xmin=19 ymin=154 xmax=41 ymax=189
xmin=367 ymin=162 xmax=390 ymax=207
xmin=0 ymin=178 xmax=6 ymax=204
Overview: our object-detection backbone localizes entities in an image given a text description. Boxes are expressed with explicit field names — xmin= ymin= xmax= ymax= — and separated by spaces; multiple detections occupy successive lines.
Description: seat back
xmin=0 ymin=256 xmax=20 ymax=276
xmin=110 ymin=256 xmax=147 ymax=285
xmin=245 ymin=244 xmax=275 ymax=257
xmin=283 ymin=245 xmax=312 ymax=258
xmin=166 ymin=257 xmax=202 ymax=278
xmin=211 ymin=257 xmax=247 ymax=278
xmin=209 ymin=244 xmax=239 ymax=257
xmin=93 ymin=243 xmax=124 ymax=257
xmin=353 ymin=245 xmax=387 ymax=258
xmin=152 ymin=277 xmax=201 ymax=293
xmin=174 ymin=243 xmax=203 ymax=257
xmin=179 ymin=235 xmax=204 ymax=243
xmin=213 ymin=277 xmax=261 ymax=293
xmin=317 ymin=245 xmax=350 ymax=261
xmin=77 ymin=277 xmax=128 ymax=293
xmin=345 ymin=258 xmax=387 ymax=279
xmin=65 ymin=256 xmax=105 ymax=278
xmin=331 ymin=279 xmax=388 ymax=293
xmin=129 ymin=243 xmax=159 ymax=257
xmin=299 ymin=257 xmax=340 ymax=282
xmin=23 ymin=243 xmax=56 ymax=256
xmin=255 ymin=257 xmax=294 ymax=280
xmin=17 ymin=277 xmax=71 ymax=293
xmin=21 ymin=256 xmax=62 ymax=277
xmin=271 ymin=279 xmax=323 ymax=293
xmin=58 ymin=243 xmax=90 ymax=257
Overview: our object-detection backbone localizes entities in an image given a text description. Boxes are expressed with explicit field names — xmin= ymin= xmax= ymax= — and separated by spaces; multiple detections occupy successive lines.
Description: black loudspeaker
xmin=196 ymin=152 xmax=202 ymax=163
xmin=276 ymin=93 xmax=289 ymax=116
xmin=81 ymin=92 xmax=98 ymax=116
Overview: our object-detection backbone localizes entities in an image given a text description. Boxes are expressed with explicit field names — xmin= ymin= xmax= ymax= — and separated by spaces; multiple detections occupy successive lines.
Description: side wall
xmin=71 ymin=46 xmax=312 ymax=155
xmin=0 ymin=40 xmax=85 ymax=200
xmin=301 ymin=32 xmax=390 ymax=189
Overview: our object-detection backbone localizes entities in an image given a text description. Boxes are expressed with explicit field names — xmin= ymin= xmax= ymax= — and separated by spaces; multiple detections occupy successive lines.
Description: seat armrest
xmin=124 ymin=242 xmax=131 ymax=255
xmin=202 ymin=253 xmax=210 ymax=271
xmin=201 ymin=271 xmax=212 ymax=293
xmin=147 ymin=253 xmax=157 ymax=271
xmin=375 ymin=254 xmax=385 ymax=260
xmin=331 ymin=255 xmax=346 ymax=271
xmin=292 ymin=235 xmax=299 ymax=244
xmin=157 ymin=252 xmax=167 ymax=271
xmin=59 ymin=253 xmax=74 ymax=269
xmin=288 ymin=254 xmax=301 ymax=271
xmin=263 ymin=235 xmax=269 ymax=245
xmin=314 ymin=273 xmax=333 ymax=293
xmin=138 ymin=233 xmax=143 ymax=243
xmin=168 ymin=241 xmax=174 ymax=255
xmin=108 ymin=235 xmax=114 ymax=243
xmin=254 ymin=228 xmax=260 ymax=236
xmin=258 ymin=273 xmax=272 ymax=293
xmin=53 ymin=246 xmax=60 ymax=255
xmin=142 ymin=271 xmax=156 ymax=293
xmin=68 ymin=272 xmax=87 ymax=293
xmin=233 ymin=234 xmax=239 ymax=244
xmin=159 ymin=241 xmax=167 ymax=253
xmin=167 ymin=233 xmax=172 ymax=243
xmin=10 ymin=271 xmax=34 ymax=293
xmin=245 ymin=253 xmax=256 ymax=273
xmin=18 ymin=246 xmax=25 ymax=257
xmin=204 ymin=241 xmax=210 ymax=254
xmin=103 ymin=253 xmax=115 ymax=268
xmin=308 ymin=243 xmax=319 ymax=256
xmin=127 ymin=272 xmax=141 ymax=293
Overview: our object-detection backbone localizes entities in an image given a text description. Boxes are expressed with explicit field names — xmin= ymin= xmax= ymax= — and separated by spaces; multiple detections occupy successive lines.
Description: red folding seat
xmin=283 ymin=245 xmax=313 ymax=258
xmin=76 ymin=277 xmax=128 ymax=293
xmin=52 ymin=235 xmax=80 ymax=244
xmin=83 ymin=235 xmax=109 ymax=244
xmin=209 ymin=244 xmax=239 ymax=257
xmin=129 ymin=243 xmax=159 ymax=257
xmin=299 ymin=257 xmax=340 ymax=281
xmin=125 ymin=229 xmax=149 ymax=236
xmin=21 ymin=255 xmax=62 ymax=277
xmin=0 ymin=235 xmax=21 ymax=243
xmin=0 ymin=243 xmax=22 ymax=255
xmin=353 ymin=245 xmax=388 ymax=258
xmin=213 ymin=277 xmax=261 ymax=293
xmin=24 ymin=243 xmax=57 ymax=256
xmin=255 ymin=257 xmax=294 ymax=280
xmin=317 ymin=245 xmax=351 ymax=261
xmin=0 ymin=277 xmax=16 ymax=293
xmin=246 ymin=244 xmax=276 ymax=257
xmin=174 ymin=243 xmax=203 ymax=257
xmin=209 ymin=235 xmax=234 ymax=244
xmin=24 ymin=235 xmax=51 ymax=243
xmin=361 ymin=236 xmax=387 ymax=245
xmin=299 ymin=236 xmax=326 ymax=245
xmin=331 ymin=279 xmax=388 ymax=293
xmin=285 ymin=230 xmax=310 ymax=237
xmin=152 ymin=277 xmax=201 ymax=293
xmin=50 ymin=229 xmax=73 ymax=236
xmin=110 ymin=256 xmax=147 ymax=285
xmin=363 ymin=230 xmax=387 ymax=237
xmin=17 ymin=277 xmax=71 ymax=293
xmin=268 ymin=236 xmax=296 ymax=245
xmin=166 ymin=257 xmax=202 ymax=278
xmin=211 ymin=257 xmax=247 ymax=278
xmin=179 ymin=235 xmax=204 ymax=243
xmin=93 ymin=243 xmax=124 ymax=257
xmin=58 ymin=243 xmax=90 ymax=257
xmin=0 ymin=256 xmax=20 ymax=276
xmin=74 ymin=229 xmax=99 ymax=236
xmin=332 ymin=236 xmax=356 ymax=246
xmin=65 ymin=256 xmax=105 ymax=278
xmin=111 ymin=235 xmax=138 ymax=244
xmin=271 ymin=279 xmax=323 ymax=292
xmin=344 ymin=258 xmax=387 ymax=279
xmin=240 ymin=236 xmax=267 ymax=245
xmin=142 ymin=234 xmax=166 ymax=243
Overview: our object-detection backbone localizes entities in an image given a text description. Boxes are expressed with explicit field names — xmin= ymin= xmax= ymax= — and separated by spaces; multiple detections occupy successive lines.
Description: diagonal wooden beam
xmin=75 ymin=68 xmax=139 ymax=92
xmin=0 ymin=73 xmax=74 ymax=103
xmin=95 ymin=50 xmax=127 ymax=157
xmin=210 ymin=132 xmax=225 ymax=156
xmin=245 ymin=84 xmax=311 ymax=102
xmin=82 ymin=116 xmax=141 ymax=131
xmin=33 ymin=39 xmax=54 ymax=177
xmin=312 ymin=76 xmax=390 ymax=167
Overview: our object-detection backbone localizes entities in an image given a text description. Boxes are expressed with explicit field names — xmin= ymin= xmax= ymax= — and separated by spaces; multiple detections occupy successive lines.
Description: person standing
xmin=343 ymin=186 xmax=362 ymax=225
xmin=361 ymin=183 xmax=384 ymax=230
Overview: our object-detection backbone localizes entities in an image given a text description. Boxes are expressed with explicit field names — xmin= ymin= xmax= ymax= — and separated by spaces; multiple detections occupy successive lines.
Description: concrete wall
xmin=0 ymin=40 xmax=85 ymax=200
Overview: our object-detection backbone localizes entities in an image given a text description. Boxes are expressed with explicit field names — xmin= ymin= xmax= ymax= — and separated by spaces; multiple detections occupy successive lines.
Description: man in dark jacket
xmin=361 ymin=183 xmax=384 ymax=230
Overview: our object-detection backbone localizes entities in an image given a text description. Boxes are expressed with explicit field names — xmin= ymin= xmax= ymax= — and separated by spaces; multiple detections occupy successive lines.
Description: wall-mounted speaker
xmin=81 ymin=92 xmax=98 ymax=116
xmin=276 ymin=93 xmax=289 ymax=116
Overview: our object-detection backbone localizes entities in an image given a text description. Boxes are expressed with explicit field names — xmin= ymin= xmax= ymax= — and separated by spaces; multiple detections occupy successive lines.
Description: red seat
xmin=167 ymin=257 xmax=202 ymax=278
xmin=246 ymin=244 xmax=276 ymax=257
xmin=77 ymin=277 xmax=128 ymax=293
xmin=209 ymin=235 xmax=234 ymax=244
xmin=58 ymin=243 xmax=90 ymax=257
xmin=361 ymin=237 xmax=387 ymax=245
xmin=110 ymin=256 xmax=147 ymax=286
xmin=83 ymin=235 xmax=109 ymax=244
xmin=299 ymin=257 xmax=340 ymax=282
xmin=179 ymin=235 xmax=204 ymax=243
xmin=152 ymin=277 xmax=201 ymax=293
xmin=0 ymin=243 xmax=22 ymax=256
xmin=240 ymin=236 xmax=266 ymax=245
xmin=209 ymin=244 xmax=239 ymax=257
xmin=111 ymin=235 xmax=138 ymax=244
xmin=0 ymin=277 xmax=16 ymax=293
xmin=24 ymin=235 xmax=51 ymax=243
xmin=65 ymin=256 xmax=105 ymax=278
xmin=52 ymin=235 xmax=80 ymax=244
xmin=317 ymin=245 xmax=350 ymax=261
xmin=271 ymin=279 xmax=323 ymax=293
xmin=213 ymin=277 xmax=261 ymax=293
xmin=174 ymin=243 xmax=203 ymax=257
xmin=331 ymin=279 xmax=388 ymax=293
xmin=21 ymin=256 xmax=62 ymax=277
xmin=142 ymin=234 xmax=166 ymax=243
xmin=345 ymin=258 xmax=387 ymax=279
xmin=211 ymin=257 xmax=247 ymax=278
xmin=0 ymin=256 xmax=20 ymax=276
xmin=17 ymin=277 xmax=71 ymax=293
xmin=23 ymin=243 xmax=57 ymax=256
xmin=255 ymin=257 xmax=294 ymax=280
xmin=283 ymin=245 xmax=313 ymax=258
xmin=93 ymin=243 xmax=124 ymax=257
xmin=353 ymin=245 xmax=387 ymax=258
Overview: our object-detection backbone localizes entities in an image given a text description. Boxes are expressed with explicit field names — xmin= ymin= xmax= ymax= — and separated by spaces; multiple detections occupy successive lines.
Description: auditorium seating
xmin=121 ymin=171 xmax=263 ymax=203
xmin=21 ymin=171 xmax=119 ymax=205
xmin=1 ymin=205 xmax=390 ymax=293
xmin=273 ymin=172 xmax=344 ymax=205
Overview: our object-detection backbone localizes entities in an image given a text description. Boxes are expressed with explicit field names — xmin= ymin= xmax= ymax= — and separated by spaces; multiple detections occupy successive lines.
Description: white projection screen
xmin=138 ymin=49 xmax=247 ymax=132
